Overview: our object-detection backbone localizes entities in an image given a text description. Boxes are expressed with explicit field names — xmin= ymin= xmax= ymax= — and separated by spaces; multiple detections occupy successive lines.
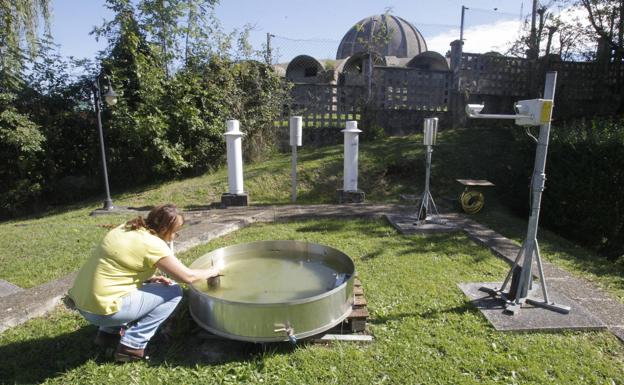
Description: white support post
xmin=224 ymin=119 xmax=244 ymax=195
xmin=290 ymin=116 xmax=302 ymax=202
xmin=342 ymin=121 xmax=362 ymax=192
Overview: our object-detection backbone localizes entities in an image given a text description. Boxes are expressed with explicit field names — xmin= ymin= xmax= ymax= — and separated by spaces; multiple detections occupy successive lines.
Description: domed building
xmin=281 ymin=14 xmax=449 ymax=85
xmin=336 ymin=14 xmax=427 ymax=60
xmin=277 ymin=14 xmax=454 ymax=133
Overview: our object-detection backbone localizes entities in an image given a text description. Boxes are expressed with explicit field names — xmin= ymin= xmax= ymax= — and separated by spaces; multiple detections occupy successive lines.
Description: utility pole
xmin=460 ymin=5 xmax=468 ymax=41
xmin=265 ymin=33 xmax=273 ymax=65
xmin=529 ymin=0 xmax=538 ymax=59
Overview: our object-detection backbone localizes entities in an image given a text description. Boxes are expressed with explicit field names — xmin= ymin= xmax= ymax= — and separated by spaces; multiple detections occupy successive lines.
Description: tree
xmin=0 ymin=0 xmax=50 ymax=214
xmin=0 ymin=0 xmax=51 ymax=89
xmin=506 ymin=4 xmax=594 ymax=60
xmin=577 ymin=0 xmax=624 ymax=62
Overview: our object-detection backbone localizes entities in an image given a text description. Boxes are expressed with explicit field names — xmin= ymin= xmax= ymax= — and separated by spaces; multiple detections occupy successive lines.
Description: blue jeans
xmin=79 ymin=283 xmax=183 ymax=349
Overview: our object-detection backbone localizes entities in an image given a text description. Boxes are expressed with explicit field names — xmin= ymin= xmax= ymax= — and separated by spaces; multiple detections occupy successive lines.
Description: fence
xmin=278 ymin=43 xmax=622 ymax=136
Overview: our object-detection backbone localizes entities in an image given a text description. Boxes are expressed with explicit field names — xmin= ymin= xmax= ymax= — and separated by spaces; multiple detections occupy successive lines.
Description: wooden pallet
xmin=348 ymin=277 xmax=369 ymax=333
xmin=314 ymin=274 xmax=371 ymax=342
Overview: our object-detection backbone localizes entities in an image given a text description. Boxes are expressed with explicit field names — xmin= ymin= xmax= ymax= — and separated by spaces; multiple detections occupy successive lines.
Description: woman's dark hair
xmin=126 ymin=204 xmax=183 ymax=238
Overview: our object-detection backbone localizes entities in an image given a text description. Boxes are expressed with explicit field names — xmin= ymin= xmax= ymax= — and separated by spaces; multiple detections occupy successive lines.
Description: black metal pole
xmin=460 ymin=5 xmax=467 ymax=41
xmin=93 ymin=78 xmax=114 ymax=210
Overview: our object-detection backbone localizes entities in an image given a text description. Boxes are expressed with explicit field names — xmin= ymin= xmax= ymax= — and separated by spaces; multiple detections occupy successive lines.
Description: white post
xmin=224 ymin=119 xmax=244 ymax=195
xmin=290 ymin=116 xmax=303 ymax=202
xmin=341 ymin=121 xmax=362 ymax=192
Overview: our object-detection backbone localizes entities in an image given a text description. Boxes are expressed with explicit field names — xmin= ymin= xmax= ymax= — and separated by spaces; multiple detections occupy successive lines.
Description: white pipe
xmin=289 ymin=116 xmax=302 ymax=146
xmin=341 ymin=121 xmax=362 ymax=192
xmin=290 ymin=116 xmax=302 ymax=202
xmin=224 ymin=119 xmax=244 ymax=195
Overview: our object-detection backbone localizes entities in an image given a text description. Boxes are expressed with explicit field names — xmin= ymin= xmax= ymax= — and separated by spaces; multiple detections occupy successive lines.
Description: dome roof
xmin=336 ymin=14 xmax=427 ymax=60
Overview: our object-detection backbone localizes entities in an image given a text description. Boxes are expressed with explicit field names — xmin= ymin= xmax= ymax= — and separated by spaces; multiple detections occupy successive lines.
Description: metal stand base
xmin=414 ymin=190 xmax=449 ymax=227
xmin=479 ymin=285 xmax=571 ymax=315
xmin=89 ymin=206 xmax=141 ymax=216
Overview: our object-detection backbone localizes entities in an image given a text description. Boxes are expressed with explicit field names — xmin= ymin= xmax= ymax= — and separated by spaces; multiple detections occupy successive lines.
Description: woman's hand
xmin=202 ymin=267 xmax=221 ymax=280
xmin=147 ymin=275 xmax=174 ymax=285
xmin=156 ymin=256 xmax=222 ymax=284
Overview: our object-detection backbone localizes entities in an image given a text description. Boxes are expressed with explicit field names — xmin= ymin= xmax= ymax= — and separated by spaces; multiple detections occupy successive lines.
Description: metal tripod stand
xmin=417 ymin=143 xmax=439 ymax=222
xmin=479 ymin=72 xmax=570 ymax=315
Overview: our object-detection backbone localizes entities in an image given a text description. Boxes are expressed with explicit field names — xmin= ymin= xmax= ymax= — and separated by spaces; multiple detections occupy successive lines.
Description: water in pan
xmin=192 ymin=255 xmax=343 ymax=303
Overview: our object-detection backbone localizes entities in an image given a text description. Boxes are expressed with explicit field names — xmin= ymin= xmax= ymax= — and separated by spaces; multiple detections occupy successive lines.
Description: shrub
xmin=0 ymin=93 xmax=45 ymax=214
xmin=495 ymin=117 xmax=624 ymax=260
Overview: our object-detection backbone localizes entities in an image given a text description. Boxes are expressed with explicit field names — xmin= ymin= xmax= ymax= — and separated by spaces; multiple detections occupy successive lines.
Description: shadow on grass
xmin=0 ymin=325 xmax=99 ymax=384
xmin=150 ymin=324 xmax=297 ymax=367
xmin=143 ymin=298 xmax=297 ymax=367
xmin=296 ymin=222 xmax=345 ymax=233
xmin=0 ymin=318 xmax=296 ymax=383
xmin=368 ymin=303 xmax=479 ymax=326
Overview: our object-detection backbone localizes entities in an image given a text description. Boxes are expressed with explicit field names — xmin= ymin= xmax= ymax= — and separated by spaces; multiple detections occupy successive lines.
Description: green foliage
xmin=232 ymin=60 xmax=289 ymax=161
xmin=0 ymin=0 xmax=51 ymax=90
xmin=0 ymin=0 xmax=288 ymax=216
xmin=544 ymin=117 xmax=624 ymax=259
xmin=493 ymin=117 xmax=624 ymax=260
xmin=0 ymin=93 xmax=45 ymax=214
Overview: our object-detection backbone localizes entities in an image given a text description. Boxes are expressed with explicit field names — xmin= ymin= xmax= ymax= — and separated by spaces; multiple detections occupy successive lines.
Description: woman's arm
xmin=156 ymin=255 xmax=220 ymax=284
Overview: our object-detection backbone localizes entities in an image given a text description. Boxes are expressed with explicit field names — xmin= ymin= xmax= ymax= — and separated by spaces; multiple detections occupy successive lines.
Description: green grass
xmin=2 ymin=126 xmax=624 ymax=306
xmin=1 ymin=218 xmax=623 ymax=384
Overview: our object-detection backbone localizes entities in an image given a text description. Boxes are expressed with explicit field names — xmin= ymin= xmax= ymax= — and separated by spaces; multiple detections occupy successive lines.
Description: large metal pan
xmin=188 ymin=240 xmax=355 ymax=342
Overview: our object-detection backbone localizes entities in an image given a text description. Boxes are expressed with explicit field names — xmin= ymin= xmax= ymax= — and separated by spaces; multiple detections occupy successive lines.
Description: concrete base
xmin=0 ymin=273 xmax=77 ymax=334
xmin=90 ymin=206 xmax=143 ymax=216
xmin=337 ymin=189 xmax=365 ymax=204
xmin=0 ymin=280 xmax=22 ymax=298
xmin=458 ymin=282 xmax=606 ymax=332
xmin=221 ymin=193 xmax=249 ymax=207
xmin=385 ymin=213 xmax=458 ymax=235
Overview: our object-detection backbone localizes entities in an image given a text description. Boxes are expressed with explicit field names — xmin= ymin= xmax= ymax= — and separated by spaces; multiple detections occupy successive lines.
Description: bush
xmin=0 ymin=93 xmax=45 ymax=214
xmin=495 ymin=117 xmax=624 ymax=260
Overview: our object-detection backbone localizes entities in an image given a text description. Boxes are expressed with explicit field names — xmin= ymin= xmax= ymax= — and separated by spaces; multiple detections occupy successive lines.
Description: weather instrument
xmin=466 ymin=72 xmax=570 ymax=315
xmin=417 ymin=117 xmax=440 ymax=222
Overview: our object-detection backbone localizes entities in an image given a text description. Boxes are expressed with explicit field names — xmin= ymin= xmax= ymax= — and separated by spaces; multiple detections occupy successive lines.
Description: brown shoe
xmin=114 ymin=343 xmax=149 ymax=362
xmin=94 ymin=330 xmax=121 ymax=347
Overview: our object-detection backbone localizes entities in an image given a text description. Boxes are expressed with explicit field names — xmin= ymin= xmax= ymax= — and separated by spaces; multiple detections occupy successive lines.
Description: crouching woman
xmin=69 ymin=204 xmax=219 ymax=362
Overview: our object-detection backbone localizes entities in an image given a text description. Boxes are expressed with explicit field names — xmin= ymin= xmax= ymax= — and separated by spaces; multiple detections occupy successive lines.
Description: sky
xmin=48 ymin=0 xmax=539 ymax=63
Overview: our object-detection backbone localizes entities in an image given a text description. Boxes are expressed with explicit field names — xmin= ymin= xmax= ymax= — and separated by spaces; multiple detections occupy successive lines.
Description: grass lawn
xmin=2 ymin=127 xmax=623 ymax=305
xmin=1 ymin=218 xmax=623 ymax=384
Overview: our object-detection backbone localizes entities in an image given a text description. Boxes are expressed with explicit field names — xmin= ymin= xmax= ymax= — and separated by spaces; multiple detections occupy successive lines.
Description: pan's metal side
xmin=189 ymin=278 xmax=354 ymax=342
xmin=188 ymin=240 xmax=356 ymax=342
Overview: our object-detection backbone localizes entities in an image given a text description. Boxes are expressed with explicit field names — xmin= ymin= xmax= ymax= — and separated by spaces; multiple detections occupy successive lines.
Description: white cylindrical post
xmin=290 ymin=116 xmax=302 ymax=147
xmin=423 ymin=117 xmax=438 ymax=146
xmin=224 ymin=119 xmax=244 ymax=195
xmin=341 ymin=121 xmax=362 ymax=192
xmin=290 ymin=116 xmax=302 ymax=202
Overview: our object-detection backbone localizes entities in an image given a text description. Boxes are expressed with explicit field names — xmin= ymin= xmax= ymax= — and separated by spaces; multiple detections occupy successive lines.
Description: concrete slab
xmin=0 ymin=279 xmax=23 ymax=298
xmin=610 ymin=327 xmax=624 ymax=342
xmin=458 ymin=282 xmax=606 ymax=332
xmin=573 ymin=297 xmax=624 ymax=328
xmin=89 ymin=206 xmax=147 ymax=216
xmin=385 ymin=213 xmax=460 ymax=235
xmin=0 ymin=272 xmax=76 ymax=334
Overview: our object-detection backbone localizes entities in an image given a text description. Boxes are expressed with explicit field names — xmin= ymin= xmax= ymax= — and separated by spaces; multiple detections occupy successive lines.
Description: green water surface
xmin=192 ymin=255 xmax=340 ymax=303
